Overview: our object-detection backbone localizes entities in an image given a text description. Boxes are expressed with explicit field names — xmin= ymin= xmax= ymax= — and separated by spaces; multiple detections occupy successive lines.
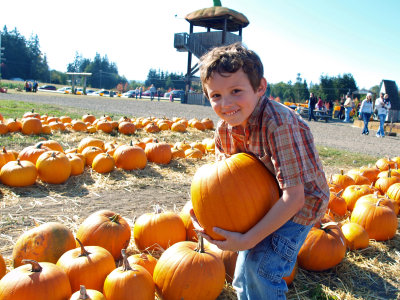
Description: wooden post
xmin=83 ymin=76 xmax=87 ymax=95
xmin=184 ymin=23 xmax=194 ymax=104
xmin=222 ymin=18 xmax=227 ymax=44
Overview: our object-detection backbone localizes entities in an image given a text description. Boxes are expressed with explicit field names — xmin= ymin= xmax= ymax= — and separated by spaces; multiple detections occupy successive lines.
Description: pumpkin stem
xmin=337 ymin=189 xmax=344 ymax=197
xmin=195 ymin=235 xmax=205 ymax=253
xmin=79 ymin=285 xmax=90 ymax=299
xmin=76 ymin=238 xmax=91 ymax=257
xmin=21 ymin=259 xmax=42 ymax=272
xmin=17 ymin=159 xmax=22 ymax=166
xmin=130 ymin=140 xmax=133 ymax=146
xmin=109 ymin=214 xmax=120 ymax=223
xmin=340 ymin=170 xmax=344 ymax=175
xmin=51 ymin=152 xmax=56 ymax=158
xmin=320 ymin=222 xmax=339 ymax=232
xmin=121 ymin=249 xmax=133 ymax=271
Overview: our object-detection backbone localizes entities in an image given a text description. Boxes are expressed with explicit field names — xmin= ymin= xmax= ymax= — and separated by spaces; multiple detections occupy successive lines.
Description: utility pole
xmin=0 ymin=35 xmax=6 ymax=80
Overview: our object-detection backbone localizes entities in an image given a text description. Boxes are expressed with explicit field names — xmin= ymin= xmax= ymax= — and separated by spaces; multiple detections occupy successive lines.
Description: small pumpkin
xmin=92 ymin=152 xmax=115 ymax=173
xmin=127 ymin=253 xmax=158 ymax=276
xmin=17 ymin=143 xmax=50 ymax=164
xmin=21 ymin=117 xmax=42 ymax=135
xmin=103 ymin=249 xmax=155 ymax=300
xmin=331 ymin=170 xmax=355 ymax=190
xmin=66 ymin=153 xmax=85 ymax=176
xmin=327 ymin=190 xmax=347 ymax=217
xmin=82 ymin=146 xmax=104 ymax=166
xmin=145 ymin=141 xmax=172 ymax=165
xmin=341 ymin=222 xmax=369 ymax=250
xmin=70 ymin=285 xmax=106 ymax=300
xmin=118 ymin=121 xmax=136 ymax=135
xmin=0 ymin=254 xmax=6 ymax=280
xmin=341 ymin=184 xmax=375 ymax=211
xmin=185 ymin=146 xmax=203 ymax=159
xmin=82 ymin=113 xmax=96 ymax=124
xmin=78 ymin=137 xmax=105 ymax=153
xmin=113 ymin=141 xmax=147 ymax=170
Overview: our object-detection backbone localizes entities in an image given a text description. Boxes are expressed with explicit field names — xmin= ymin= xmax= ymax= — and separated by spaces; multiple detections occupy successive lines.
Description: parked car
xmin=164 ymin=90 xmax=185 ymax=99
xmin=38 ymin=85 xmax=57 ymax=91
xmin=121 ymin=90 xmax=136 ymax=98
xmin=88 ymin=89 xmax=110 ymax=96
xmin=57 ymin=87 xmax=72 ymax=94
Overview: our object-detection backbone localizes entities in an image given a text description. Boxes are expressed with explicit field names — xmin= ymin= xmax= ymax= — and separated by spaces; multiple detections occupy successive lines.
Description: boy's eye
xmin=232 ymin=89 xmax=241 ymax=94
xmin=210 ymin=93 xmax=220 ymax=100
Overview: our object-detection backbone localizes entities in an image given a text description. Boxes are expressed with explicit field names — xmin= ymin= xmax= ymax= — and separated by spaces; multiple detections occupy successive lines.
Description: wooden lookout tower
xmin=174 ymin=1 xmax=249 ymax=104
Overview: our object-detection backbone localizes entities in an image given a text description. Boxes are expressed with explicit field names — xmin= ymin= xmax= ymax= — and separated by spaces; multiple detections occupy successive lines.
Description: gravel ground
xmin=1 ymin=91 xmax=399 ymax=158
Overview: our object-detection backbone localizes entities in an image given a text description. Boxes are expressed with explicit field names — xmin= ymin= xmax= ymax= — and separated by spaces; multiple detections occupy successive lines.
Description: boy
xmin=191 ymin=43 xmax=329 ymax=299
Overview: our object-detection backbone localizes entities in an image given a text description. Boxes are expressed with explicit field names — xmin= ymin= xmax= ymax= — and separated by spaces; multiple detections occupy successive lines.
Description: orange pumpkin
xmin=153 ymin=238 xmax=225 ymax=300
xmin=185 ymin=147 xmax=203 ymax=159
xmin=359 ymin=167 xmax=380 ymax=184
xmin=66 ymin=153 xmax=85 ymax=176
xmin=21 ymin=117 xmax=42 ymax=135
xmin=171 ymin=146 xmax=186 ymax=159
xmin=82 ymin=146 xmax=104 ymax=166
xmin=70 ymin=285 xmax=106 ymax=300
xmin=351 ymin=198 xmax=398 ymax=241
xmin=0 ymin=254 xmax=6 ymax=280
xmin=77 ymin=137 xmax=105 ymax=153
xmin=6 ymin=118 xmax=22 ymax=132
xmin=36 ymin=151 xmax=71 ymax=184
xmin=191 ymin=153 xmax=280 ymax=240
xmin=179 ymin=201 xmax=197 ymax=242
xmin=134 ymin=208 xmax=186 ymax=251
xmin=127 ymin=253 xmax=158 ymax=276
xmin=341 ymin=184 xmax=375 ymax=211
xmin=76 ymin=210 xmax=131 ymax=260
xmin=327 ymin=190 xmax=347 ymax=217
xmin=341 ymin=222 xmax=369 ymax=250
xmin=171 ymin=122 xmax=186 ymax=132
xmin=118 ymin=121 xmax=136 ymax=135
xmin=331 ymin=170 xmax=355 ymax=190
xmin=0 ymin=260 xmax=72 ymax=300
xmin=145 ymin=141 xmax=172 ymax=164
xmin=96 ymin=120 xmax=113 ymax=133
xmin=201 ymin=118 xmax=214 ymax=130
xmin=206 ymin=241 xmax=238 ymax=284
xmin=0 ymin=159 xmax=37 ymax=187
xmin=297 ymin=222 xmax=346 ymax=271
xmin=17 ymin=143 xmax=50 ymax=164
xmin=71 ymin=120 xmax=87 ymax=131
xmin=374 ymin=169 xmax=400 ymax=194
xmin=12 ymin=222 xmax=76 ymax=267
xmin=82 ymin=113 xmax=96 ymax=124
xmin=386 ymin=182 xmax=400 ymax=208
xmin=36 ymin=140 xmax=64 ymax=153
xmin=103 ymin=249 xmax=155 ymax=300
xmin=113 ymin=142 xmax=147 ymax=170
xmin=92 ymin=152 xmax=115 ymax=173
xmin=56 ymin=238 xmax=116 ymax=293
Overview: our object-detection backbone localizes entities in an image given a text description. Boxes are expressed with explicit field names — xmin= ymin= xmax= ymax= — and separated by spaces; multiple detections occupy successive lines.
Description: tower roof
xmin=185 ymin=6 xmax=249 ymax=31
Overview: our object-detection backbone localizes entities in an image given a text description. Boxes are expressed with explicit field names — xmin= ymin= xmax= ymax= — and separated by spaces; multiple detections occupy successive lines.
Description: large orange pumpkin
xmin=36 ymin=151 xmax=71 ymax=184
xmin=103 ymin=249 xmax=155 ymax=300
xmin=297 ymin=222 xmax=346 ymax=271
xmin=0 ymin=159 xmax=37 ymax=187
xmin=341 ymin=185 xmax=376 ymax=211
xmin=153 ymin=238 xmax=225 ymax=300
xmin=56 ymin=238 xmax=116 ymax=293
xmin=191 ymin=153 xmax=280 ymax=240
xmin=12 ymin=222 xmax=76 ymax=267
xmin=134 ymin=209 xmax=186 ymax=251
xmin=351 ymin=198 xmax=398 ymax=241
xmin=386 ymin=182 xmax=400 ymax=207
xmin=76 ymin=210 xmax=131 ymax=260
xmin=0 ymin=260 xmax=72 ymax=300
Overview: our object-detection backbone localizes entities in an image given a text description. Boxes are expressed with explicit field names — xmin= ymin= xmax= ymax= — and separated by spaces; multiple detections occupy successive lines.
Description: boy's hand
xmin=206 ymin=227 xmax=248 ymax=252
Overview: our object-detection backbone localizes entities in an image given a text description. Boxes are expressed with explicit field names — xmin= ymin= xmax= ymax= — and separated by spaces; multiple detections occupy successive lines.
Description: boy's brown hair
xmin=199 ymin=42 xmax=264 ymax=98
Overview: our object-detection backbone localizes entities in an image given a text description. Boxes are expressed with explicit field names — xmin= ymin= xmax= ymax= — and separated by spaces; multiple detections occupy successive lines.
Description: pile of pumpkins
xmin=298 ymin=156 xmax=400 ymax=272
xmin=0 ymin=207 xmax=233 ymax=300
xmin=0 ymin=111 xmax=214 ymax=135
xmin=0 ymin=136 xmax=216 ymax=187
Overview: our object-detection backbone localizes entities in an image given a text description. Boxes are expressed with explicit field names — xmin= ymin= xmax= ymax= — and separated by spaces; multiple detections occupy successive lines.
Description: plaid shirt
xmin=215 ymin=96 xmax=329 ymax=226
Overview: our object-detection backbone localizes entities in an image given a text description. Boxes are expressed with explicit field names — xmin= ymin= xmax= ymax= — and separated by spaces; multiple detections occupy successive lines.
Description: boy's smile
xmin=205 ymin=69 xmax=266 ymax=128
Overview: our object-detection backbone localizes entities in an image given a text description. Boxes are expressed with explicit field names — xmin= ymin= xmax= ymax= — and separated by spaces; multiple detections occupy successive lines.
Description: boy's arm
xmin=199 ymin=183 xmax=305 ymax=252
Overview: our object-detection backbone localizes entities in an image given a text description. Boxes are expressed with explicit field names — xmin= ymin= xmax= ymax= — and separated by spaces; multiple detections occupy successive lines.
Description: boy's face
xmin=205 ymin=69 xmax=266 ymax=128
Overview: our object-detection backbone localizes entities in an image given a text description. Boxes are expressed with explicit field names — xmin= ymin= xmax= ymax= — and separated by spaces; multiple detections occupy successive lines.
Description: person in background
xmin=157 ymin=88 xmax=162 ymax=101
xmin=149 ymin=84 xmax=156 ymax=101
xmin=139 ymin=86 xmax=143 ymax=99
xmin=375 ymin=93 xmax=391 ymax=137
xmin=307 ymin=92 xmax=317 ymax=121
xmin=359 ymin=93 xmax=374 ymax=135
xmin=135 ymin=87 xmax=139 ymax=99
xmin=343 ymin=93 xmax=354 ymax=123
xmin=337 ymin=98 xmax=345 ymax=120
xmin=326 ymin=99 xmax=334 ymax=117
xmin=316 ymin=96 xmax=324 ymax=110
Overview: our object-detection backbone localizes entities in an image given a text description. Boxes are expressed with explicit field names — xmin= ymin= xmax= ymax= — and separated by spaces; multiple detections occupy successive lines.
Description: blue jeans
xmin=362 ymin=113 xmax=371 ymax=134
xmin=377 ymin=114 xmax=386 ymax=136
xmin=308 ymin=108 xmax=316 ymax=121
xmin=232 ymin=220 xmax=312 ymax=300
xmin=344 ymin=107 xmax=351 ymax=122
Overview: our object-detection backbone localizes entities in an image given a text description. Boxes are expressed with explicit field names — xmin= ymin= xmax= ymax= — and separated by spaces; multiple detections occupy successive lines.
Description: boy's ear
xmin=256 ymin=78 xmax=267 ymax=96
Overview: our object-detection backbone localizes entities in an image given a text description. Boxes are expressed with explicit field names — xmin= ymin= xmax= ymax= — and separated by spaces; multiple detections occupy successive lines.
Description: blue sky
xmin=1 ymin=0 xmax=399 ymax=89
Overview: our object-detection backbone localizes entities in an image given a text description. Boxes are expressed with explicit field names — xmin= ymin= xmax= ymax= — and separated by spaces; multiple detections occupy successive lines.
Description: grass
xmin=316 ymin=145 xmax=379 ymax=168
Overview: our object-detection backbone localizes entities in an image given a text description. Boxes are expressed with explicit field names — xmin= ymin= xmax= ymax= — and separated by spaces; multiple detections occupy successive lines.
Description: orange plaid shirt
xmin=215 ymin=96 xmax=329 ymax=226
